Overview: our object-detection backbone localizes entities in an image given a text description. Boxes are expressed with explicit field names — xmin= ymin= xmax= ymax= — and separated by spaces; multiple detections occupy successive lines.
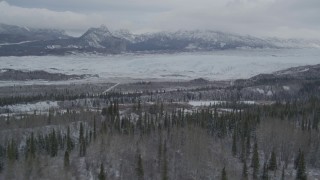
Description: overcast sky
xmin=0 ymin=0 xmax=320 ymax=38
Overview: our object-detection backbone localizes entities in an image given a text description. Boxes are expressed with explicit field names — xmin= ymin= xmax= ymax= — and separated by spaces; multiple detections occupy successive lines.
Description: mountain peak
xmin=99 ymin=24 xmax=109 ymax=31
xmin=82 ymin=25 xmax=112 ymax=38
xmin=112 ymin=29 xmax=136 ymax=42
xmin=80 ymin=25 xmax=114 ymax=48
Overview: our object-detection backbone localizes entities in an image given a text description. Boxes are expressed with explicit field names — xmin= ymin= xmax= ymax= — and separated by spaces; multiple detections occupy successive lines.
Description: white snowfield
xmin=188 ymin=100 xmax=255 ymax=106
xmin=0 ymin=101 xmax=59 ymax=113
xmin=0 ymin=49 xmax=319 ymax=85
xmin=188 ymin=101 xmax=227 ymax=106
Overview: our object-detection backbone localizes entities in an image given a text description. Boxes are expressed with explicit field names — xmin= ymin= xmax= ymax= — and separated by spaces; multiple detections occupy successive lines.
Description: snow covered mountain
xmin=265 ymin=37 xmax=320 ymax=49
xmin=112 ymin=29 xmax=136 ymax=43
xmin=0 ymin=23 xmax=319 ymax=56
xmin=125 ymin=30 xmax=276 ymax=51
xmin=0 ymin=23 xmax=70 ymax=44
xmin=0 ymin=25 xmax=126 ymax=56
xmin=79 ymin=25 xmax=125 ymax=49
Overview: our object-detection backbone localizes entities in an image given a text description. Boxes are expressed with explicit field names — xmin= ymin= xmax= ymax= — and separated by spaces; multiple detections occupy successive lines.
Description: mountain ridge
xmin=0 ymin=23 xmax=319 ymax=56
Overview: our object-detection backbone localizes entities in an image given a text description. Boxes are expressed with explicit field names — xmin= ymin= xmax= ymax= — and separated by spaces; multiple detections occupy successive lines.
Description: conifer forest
xmin=0 ymin=65 xmax=320 ymax=180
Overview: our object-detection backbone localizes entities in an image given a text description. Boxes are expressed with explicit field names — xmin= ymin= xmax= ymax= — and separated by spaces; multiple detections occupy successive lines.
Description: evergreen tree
xmin=50 ymin=129 xmax=58 ymax=157
xmin=281 ymin=165 xmax=285 ymax=180
xmin=296 ymin=152 xmax=307 ymax=180
xmin=158 ymin=136 xmax=162 ymax=168
xmin=93 ymin=116 xmax=97 ymax=141
xmin=232 ymin=129 xmax=237 ymax=156
xmin=79 ymin=123 xmax=84 ymax=144
xmin=162 ymin=140 xmax=168 ymax=180
xmin=82 ymin=138 xmax=86 ymax=156
xmin=98 ymin=163 xmax=106 ymax=180
xmin=221 ymin=167 xmax=228 ymax=180
xmin=136 ymin=151 xmax=144 ymax=180
xmin=7 ymin=139 xmax=19 ymax=161
xmin=246 ymin=135 xmax=251 ymax=158
xmin=268 ymin=150 xmax=277 ymax=171
xmin=0 ymin=145 xmax=3 ymax=173
xmin=64 ymin=150 xmax=70 ymax=169
xmin=101 ymin=107 xmax=107 ymax=116
xmin=251 ymin=142 xmax=259 ymax=179
xmin=138 ymin=100 xmax=141 ymax=112
xmin=45 ymin=134 xmax=50 ymax=154
xmin=294 ymin=149 xmax=302 ymax=170
xmin=30 ymin=132 xmax=36 ymax=159
xmin=242 ymin=161 xmax=248 ymax=180
xmin=0 ymin=160 xmax=2 ymax=174
xmin=66 ymin=126 xmax=74 ymax=152
xmin=25 ymin=132 xmax=36 ymax=159
xmin=14 ymin=139 xmax=19 ymax=160
xmin=262 ymin=162 xmax=269 ymax=180
xmin=312 ymin=114 xmax=319 ymax=130
xmin=240 ymin=135 xmax=246 ymax=162
xmin=79 ymin=123 xmax=86 ymax=157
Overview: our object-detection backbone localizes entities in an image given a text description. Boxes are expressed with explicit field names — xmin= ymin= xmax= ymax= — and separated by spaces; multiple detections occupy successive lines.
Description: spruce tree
xmin=221 ymin=167 xmax=228 ymax=180
xmin=158 ymin=136 xmax=162 ymax=168
xmin=240 ymin=135 xmax=246 ymax=162
xmin=232 ymin=129 xmax=237 ymax=156
xmin=50 ymin=129 xmax=58 ymax=157
xmin=136 ymin=151 xmax=144 ymax=180
xmin=312 ymin=114 xmax=319 ymax=130
xmin=246 ymin=135 xmax=251 ymax=158
xmin=64 ymin=151 xmax=70 ymax=169
xmin=162 ymin=140 xmax=168 ymax=180
xmin=296 ymin=152 xmax=307 ymax=180
xmin=82 ymin=138 xmax=86 ymax=156
xmin=14 ymin=139 xmax=19 ymax=160
xmin=268 ymin=150 xmax=277 ymax=171
xmin=79 ymin=123 xmax=86 ymax=157
xmin=262 ymin=162 xmax=269 ymax=180
xmin=93 ymin=116 xmax=97 ymax=141
xmin=98 ymin=163 xmax=106 ymax=180
xmin=0 ymin=145 xmax=3 ymax=173
xmin=0 ymin=160 xmax=2 ymax=174
xmin=79 ymin=123 xmax=84 ymax=145
xmin=67 ymin=126 xmax=73 ymax=152
xmin=281 ymin=165 xmax=285 ymax=180
xmin=294 ymin=149 xmax=302 ymax=170
xmin=242 ymin=161 xmax=248 ymax=180
xmin=7 ymin=141 xmax=12 ymax=161
xmin=251 ymin=142 xmax=259 ymax=179
xmin=30 ymin=132 xmax=36 ymax=159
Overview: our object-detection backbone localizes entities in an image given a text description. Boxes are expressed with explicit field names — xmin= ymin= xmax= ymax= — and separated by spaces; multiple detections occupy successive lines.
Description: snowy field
xmin=0 ymin=101 xmax=59 ymax=115
xmin=0 ymin=49 xmax=320 ymax=85
xmin=188 ymin=100 xmax=255 ymax=106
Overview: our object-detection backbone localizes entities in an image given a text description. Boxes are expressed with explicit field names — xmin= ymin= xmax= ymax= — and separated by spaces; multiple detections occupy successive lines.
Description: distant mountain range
xmin=0 ymin=23 xmax=319 ymax=56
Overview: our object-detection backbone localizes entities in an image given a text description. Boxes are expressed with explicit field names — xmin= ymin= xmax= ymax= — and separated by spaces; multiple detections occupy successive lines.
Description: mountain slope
xmin=0 ymin=23 xmax=70 ymax=44
xmin=126 ymin=30 xmax=276 ymax=51
xmin=0 ymin=23 xmax=319 ymax=56
xmin=0 ymin=25 xmax=126 ymax=56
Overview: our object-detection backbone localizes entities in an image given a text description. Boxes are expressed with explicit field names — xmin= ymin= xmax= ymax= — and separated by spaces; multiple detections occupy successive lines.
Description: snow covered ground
xmin=188 ymin=100 xmax=255 ymax=106
xmin=0 ymin=101 xmax=59 ymax=114
xmin=0 ymin=49 xmax=319 ymax=85
xmin=188 ymin=101 xmax=227 ymax=106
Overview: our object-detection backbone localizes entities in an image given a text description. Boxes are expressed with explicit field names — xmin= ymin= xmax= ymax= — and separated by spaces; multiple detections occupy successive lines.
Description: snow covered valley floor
xmin=0 ymin=49 xmax=319 ymax=86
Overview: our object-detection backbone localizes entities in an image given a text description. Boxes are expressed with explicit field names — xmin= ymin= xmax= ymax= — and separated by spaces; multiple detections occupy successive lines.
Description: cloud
xmin=0 ymin=0 xmax=320 ymax=39
xmin=0 ymin=1 xmax=95 ymax=35
xmin=0 ymin=1 xmax=153 ymax=35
